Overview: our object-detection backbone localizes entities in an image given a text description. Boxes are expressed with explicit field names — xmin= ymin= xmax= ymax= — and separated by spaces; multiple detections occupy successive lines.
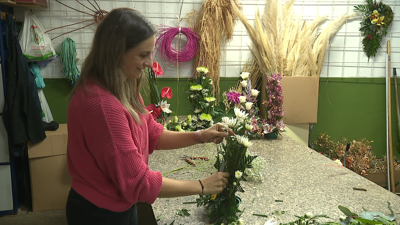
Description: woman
xmin=66 ymin=7 xmax=232 ymax=225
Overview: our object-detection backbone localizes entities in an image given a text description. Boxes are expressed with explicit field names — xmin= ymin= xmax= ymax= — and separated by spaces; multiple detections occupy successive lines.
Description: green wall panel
xmin=43 ymin=76 xmax=400 ymax=158
xmin=310 ymin=78 xmax=400 ymax=158
xmin=43 ymin=78 xmax=73 ymax=124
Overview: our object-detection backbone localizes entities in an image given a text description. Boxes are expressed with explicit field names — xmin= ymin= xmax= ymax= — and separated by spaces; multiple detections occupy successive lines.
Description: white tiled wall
xmin=13 ymin=0 xmax=400 ymax=78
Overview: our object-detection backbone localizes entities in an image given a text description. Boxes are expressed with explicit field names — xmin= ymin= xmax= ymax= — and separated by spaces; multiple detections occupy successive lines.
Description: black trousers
xmin=66 ymin=188 xmax=138 ymax=225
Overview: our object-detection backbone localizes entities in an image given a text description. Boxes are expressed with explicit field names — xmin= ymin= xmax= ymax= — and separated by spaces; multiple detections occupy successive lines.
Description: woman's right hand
xmin=201 ymin=172 xmax=230 ymax=194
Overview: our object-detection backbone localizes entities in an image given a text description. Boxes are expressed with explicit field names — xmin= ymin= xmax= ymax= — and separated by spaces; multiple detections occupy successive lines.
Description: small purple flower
xmin=226 ymin=92 xmax=241 ymax=104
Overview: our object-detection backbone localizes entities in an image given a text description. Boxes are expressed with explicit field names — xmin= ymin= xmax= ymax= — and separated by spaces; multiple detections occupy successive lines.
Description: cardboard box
xmin=281 ymin=76 xmax=320 ymax=124
xmin=362 ymin=168 xmax=400 ymax=193
xmin=28 ymin=124 xmax=71 ymax=212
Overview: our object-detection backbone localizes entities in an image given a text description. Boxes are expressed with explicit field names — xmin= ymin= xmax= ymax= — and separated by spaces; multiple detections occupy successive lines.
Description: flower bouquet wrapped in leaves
xmin=196 ymin=107 xmax=258 ymax=224
xmin=187 ymin=67 xmax=215 ymax=130
xmin=145 ymin=62 xmax=173 ymax=124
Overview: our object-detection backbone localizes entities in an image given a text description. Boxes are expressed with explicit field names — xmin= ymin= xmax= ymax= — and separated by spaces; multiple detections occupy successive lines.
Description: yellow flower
xmin=210 ymin=194 xmax=217 ymax=200
xmin=377 ymin=16 xmax=385 ymax=26
xmin=190 ymin=85 xmax=203 ymax=91
xmin=205 ymin=97 xmax=216 ymax=102
xmin=199 ymin=113 xmax=212 ymax=121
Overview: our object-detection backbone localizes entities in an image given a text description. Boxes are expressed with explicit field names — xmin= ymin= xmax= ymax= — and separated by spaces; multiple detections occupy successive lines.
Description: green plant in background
xmin=196 ymin=107 xmax=258 ymax=224
xmin=354 ymin=0 xmax=394 ymax=60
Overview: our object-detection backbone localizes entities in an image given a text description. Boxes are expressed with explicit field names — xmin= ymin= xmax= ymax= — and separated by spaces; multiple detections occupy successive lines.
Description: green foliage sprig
xmin=354 ymin=0 xmax=393 ymax=60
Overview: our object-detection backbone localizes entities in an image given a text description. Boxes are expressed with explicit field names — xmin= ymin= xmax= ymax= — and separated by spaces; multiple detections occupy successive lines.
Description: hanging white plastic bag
xmin=18 ymin=10 xmax=55 ymax=61
xmin=37 ymin=89 xmax=54 ymax=123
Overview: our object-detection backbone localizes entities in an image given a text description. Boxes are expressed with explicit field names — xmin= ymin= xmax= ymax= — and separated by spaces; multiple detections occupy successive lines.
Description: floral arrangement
xmin=354 ymin=0 xmax=394 ymax=59
xmin=186 ymin=67 xmax=215 ymax=130
xmin=263 ymin=73 xmax=285 ymax=136
xmin=224 ymin=72 xmax=264 ymax=139
xmin=196 ymin=107 xmax=259 ymax=224
xmin=145 ymin=62 xmax=173 ymax=124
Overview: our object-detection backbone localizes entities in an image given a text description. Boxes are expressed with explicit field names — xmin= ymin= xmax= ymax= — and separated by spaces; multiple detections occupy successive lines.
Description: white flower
xmin=235 ymin=171 xmax=242 ymax=179
xmin=239 ymin=96 xmax=246 ymax=103
xmin=251 ymin=89 xmax=260 ymax=97
xmin=245 ymin=102 xmax=253 ymax=111
xmin=194 ymin=108 xmax=202 ymax=114
xmin=245 ymin=123 xmax=253 ymax=131
xmin=305 ymin=212 xmax=313 ymax=218
xmin=222 ymin=117 xmax=237 ymax=128
xmin=264 ymin=218 xmax=278 ymax=225
xmin=339 ymin=216 xmax=347 ymax=221
xmin=233 ymin=182 xmax=237 ymax=186
xmin=240 ymin=72 xmax=250 ymax=80
xmin=335 ymin=159 xmax=343 ymax=166
xmin=196 ymin=67 xmax=209 ymax=74
xmin=160 ymin=100 xmax=172 ymax=113
xmin=236 ymin=135 xmax=252 ymax=147
xmin=210 ymin=80 xmax=213 ymax=85
xmin=241 ymin=80 xmax=247 ymax=88
xmin=190 ymin=95 xmax=194 ymax=98
xmin=234 ymin=108 xmax=248 ymax=118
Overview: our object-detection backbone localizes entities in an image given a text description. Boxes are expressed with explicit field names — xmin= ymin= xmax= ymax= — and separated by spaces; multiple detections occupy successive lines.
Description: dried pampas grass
xmin=193 ymin=0 xmax=242 ymax=99
xmin=231 ymin=0 xmax=355 ymax=77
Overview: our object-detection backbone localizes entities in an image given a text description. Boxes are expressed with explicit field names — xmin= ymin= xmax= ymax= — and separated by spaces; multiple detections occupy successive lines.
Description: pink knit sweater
xmin=67 ymin=80 xmax=164 ymax=212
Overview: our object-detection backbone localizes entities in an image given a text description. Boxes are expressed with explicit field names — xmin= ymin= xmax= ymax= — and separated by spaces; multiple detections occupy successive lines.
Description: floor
xmin=0 ymin=205 xmax=67 ymax=225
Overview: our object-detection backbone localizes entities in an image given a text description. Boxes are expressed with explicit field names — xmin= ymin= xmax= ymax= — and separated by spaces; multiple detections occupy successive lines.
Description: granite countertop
xmin=148 ymin=134 xmax=400 ymax=225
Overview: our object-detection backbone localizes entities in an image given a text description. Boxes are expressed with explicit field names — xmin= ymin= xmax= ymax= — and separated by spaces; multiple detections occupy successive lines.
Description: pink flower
xmin=161 ymin=87 xmax=173 ymax=99
xmin=146 ymin=104 xmax=161 ymax=120
xmin=226 ymin=92 xmax=241 ymax=104
xmin=152 ymin=62 xmax=164 ymax=76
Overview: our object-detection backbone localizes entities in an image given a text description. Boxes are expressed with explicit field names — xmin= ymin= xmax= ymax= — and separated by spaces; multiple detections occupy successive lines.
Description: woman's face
xmin=121 ymin=35 xmax=155 ymax=79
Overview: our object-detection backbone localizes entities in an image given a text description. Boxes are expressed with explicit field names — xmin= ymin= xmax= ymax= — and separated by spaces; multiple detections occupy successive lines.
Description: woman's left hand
xmin=200 ymin=123 xmax=235 ymax=144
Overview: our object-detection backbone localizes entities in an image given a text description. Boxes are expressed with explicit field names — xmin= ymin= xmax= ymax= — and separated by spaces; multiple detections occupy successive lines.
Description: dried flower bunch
xmin=313 ymin=133 xmax=399 ymax=175
xmin=193 ymin=0 xmax=242 ymax=98
xmin=230 ymin=0 xmax=355 ymax=77
xmin=354 ymin=0 xmax=394 ymax=59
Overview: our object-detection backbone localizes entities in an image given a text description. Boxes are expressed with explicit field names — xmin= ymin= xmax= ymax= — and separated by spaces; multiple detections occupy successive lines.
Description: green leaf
xmin=156 ymin=215 xmax=163 ymax=221
xmin=176 ymin=209 xmax=190 ymax=217
xmin=359 ymin=211 xmax=375 ymax=221
xmin=253 ymin=213 xmax=269 ymax=218
xmin=354 ymin=217 xmax=382 ymax=224
xmin=338 ymin=205 xmax=358 ymax=217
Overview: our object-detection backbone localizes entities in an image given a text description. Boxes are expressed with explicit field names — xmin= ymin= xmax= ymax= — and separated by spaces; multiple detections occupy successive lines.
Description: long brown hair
xmin=70 ymin=8 xmax=156 ymax=123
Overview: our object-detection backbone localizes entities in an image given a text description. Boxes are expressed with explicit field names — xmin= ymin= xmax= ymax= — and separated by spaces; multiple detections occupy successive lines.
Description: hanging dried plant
xmin=193 ymin=0 xmax=242 ymax=99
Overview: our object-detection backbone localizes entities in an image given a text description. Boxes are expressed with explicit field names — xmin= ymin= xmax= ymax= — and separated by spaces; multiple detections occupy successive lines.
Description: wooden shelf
xmin=0 ymin=0 xmax=17 ymax=7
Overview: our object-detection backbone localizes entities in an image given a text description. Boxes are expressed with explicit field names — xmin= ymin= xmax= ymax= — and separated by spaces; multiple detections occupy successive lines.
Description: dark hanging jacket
xmin=2 ymin=14 xmax=46 ymax=146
